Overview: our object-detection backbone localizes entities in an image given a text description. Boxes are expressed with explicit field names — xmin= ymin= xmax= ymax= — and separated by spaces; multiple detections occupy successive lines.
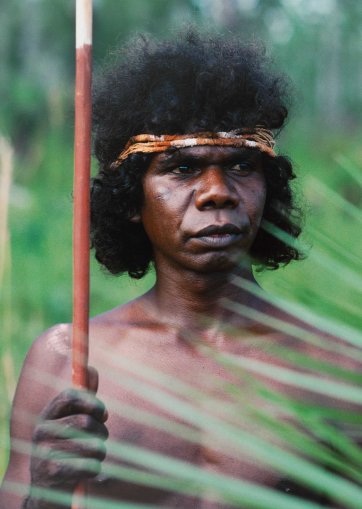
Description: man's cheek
xmin=155 ymin=191 xmax=172 ymax=203
xmin=254 ymin=188 xmax=267 ymax=227
xmin=153 ymin=183 xmax=173 ymax=202
xmin=250 ymin=201 xmax=266 ymax=239
xmin=153 ymin=186 xmax=184 ymax=220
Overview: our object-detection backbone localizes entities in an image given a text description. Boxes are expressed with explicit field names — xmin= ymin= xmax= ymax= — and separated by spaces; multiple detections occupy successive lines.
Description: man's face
xmin=139 ymin=146 xmax=266 ymax=273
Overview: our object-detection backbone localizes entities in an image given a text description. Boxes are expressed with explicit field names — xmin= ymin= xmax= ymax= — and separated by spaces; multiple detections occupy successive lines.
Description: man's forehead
xmin=155 ymin=145 xmax=258 ymax=164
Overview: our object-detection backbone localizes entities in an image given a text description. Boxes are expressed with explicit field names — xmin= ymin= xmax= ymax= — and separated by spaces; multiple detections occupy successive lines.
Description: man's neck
xmin=144 ymin=262 xmax=265 ymax=334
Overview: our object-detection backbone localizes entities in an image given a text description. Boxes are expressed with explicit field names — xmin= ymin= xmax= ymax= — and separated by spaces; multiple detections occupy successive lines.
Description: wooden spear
xmin=72 ymin=0 xmax=92 ymax=506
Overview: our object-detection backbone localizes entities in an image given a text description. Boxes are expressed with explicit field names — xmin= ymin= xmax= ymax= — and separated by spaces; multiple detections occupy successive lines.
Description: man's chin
xmin=190 ymin=250 xmax=247 ymax=274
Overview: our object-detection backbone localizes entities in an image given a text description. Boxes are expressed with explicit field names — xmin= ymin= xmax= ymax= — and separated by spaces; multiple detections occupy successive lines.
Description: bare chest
xmin=85 ymin=337 xmax=295 ymax=506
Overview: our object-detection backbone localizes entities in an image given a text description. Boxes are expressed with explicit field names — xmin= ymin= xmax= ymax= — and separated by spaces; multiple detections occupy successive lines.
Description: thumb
xmin=87 ymin=365 xmax=99 ymax=394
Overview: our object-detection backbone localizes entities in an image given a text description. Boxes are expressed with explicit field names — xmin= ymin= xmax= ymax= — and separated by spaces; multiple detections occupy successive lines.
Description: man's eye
xmin=171 ymin=165 xmax=196 ymax=175
xmin=229 ymin=162 xmax=252 ymax=175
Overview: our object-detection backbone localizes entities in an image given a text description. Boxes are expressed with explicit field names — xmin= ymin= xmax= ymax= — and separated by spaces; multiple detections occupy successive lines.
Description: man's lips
xmin=191 ymin=223 xmax=244 ymax=248
xmin=194 ymin=223 xmax=242 ymax=237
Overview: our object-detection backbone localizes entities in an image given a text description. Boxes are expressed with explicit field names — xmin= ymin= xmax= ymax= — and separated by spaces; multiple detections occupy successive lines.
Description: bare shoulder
xmin=89 ymin=295 xmax=159 ymax=345
xmin=91 ymin=296 xmax=150 ymax=326
xmin=20 ymin=323 xmax=72 ymax=389
xmin=27 ymin=322 xmax=71 ymax=360
xmin=87 ymin=296 xmax=179 ymax=377
xmin=268 ymin=303 xmax=362 ymax=373
xmin=0 ymin=324 xmax=73 ymax=506
xmin=10 ymin=323 xmax=73 ymax=439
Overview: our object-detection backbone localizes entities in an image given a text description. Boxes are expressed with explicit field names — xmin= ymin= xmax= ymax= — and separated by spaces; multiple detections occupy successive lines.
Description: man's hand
xmin=27 ymin=367 xmax=108 ymax=505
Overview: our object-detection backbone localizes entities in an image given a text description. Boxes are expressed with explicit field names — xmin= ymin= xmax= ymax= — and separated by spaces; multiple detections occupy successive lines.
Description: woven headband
xmin=110 ymin=128 xmax=276 ymax=169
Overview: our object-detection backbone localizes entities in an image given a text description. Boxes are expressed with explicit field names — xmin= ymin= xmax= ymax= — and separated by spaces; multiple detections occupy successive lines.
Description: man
xmin=1 ymin=30 xmax=359 ymax=508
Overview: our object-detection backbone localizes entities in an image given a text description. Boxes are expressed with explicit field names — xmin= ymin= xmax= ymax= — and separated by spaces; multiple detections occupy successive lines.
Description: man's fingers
xmin=33 ymin=417 xmax=108 ymax=443
xmin=87 ymin=366 xmax=109 ymax=420
xmin=53 ymin=457 xmax=102 ymax=480
xmin=35 ymin=438 xmax=107 ymax=463
xmin=53 ymin=438 xmax=107 ymax=462
xmin=41 ymin=388 xmax=107 ymax=423
xmin=32 ymin=456 xmax=102 ymax=487
xmin=87 ymin=365 xmax=99 ymax=394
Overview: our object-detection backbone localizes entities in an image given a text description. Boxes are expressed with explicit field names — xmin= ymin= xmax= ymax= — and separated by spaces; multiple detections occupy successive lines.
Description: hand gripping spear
xmin=72 ymin=0 xmax=92 ymax=507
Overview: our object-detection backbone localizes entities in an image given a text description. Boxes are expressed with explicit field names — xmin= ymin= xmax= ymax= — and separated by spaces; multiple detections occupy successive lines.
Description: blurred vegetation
xmin=1 ymin=0 xmax=362 ymax=503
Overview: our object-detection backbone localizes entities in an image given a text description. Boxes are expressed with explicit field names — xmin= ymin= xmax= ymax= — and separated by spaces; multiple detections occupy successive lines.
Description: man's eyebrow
xmin=158 ymin=148 xmax=255 ymax=167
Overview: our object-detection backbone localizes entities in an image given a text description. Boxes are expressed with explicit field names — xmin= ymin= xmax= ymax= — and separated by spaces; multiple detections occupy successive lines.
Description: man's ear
xmin=129 ymin=213 xmax=141 ymax=223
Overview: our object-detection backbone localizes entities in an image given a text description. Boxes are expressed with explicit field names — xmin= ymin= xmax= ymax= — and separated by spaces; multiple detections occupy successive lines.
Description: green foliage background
xmin=1 ymin=0 xmax=362 ymax=504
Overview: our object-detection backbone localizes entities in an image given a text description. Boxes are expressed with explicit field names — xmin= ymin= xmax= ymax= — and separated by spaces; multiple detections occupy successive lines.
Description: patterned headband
xmin=110 ymin=128 xmax=276 ymax=169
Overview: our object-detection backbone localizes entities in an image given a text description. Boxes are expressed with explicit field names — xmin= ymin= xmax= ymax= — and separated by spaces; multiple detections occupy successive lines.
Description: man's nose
xmin=194 ymin=167 xmax=239 ymax=210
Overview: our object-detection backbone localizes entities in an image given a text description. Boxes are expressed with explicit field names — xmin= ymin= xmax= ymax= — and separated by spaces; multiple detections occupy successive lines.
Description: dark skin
xmin=0 ymin=146 xmax=356 ymax=508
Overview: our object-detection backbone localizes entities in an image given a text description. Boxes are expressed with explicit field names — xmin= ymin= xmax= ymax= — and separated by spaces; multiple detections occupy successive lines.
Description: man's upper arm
xmin=0 ymin=324 xmax=71 ymax=508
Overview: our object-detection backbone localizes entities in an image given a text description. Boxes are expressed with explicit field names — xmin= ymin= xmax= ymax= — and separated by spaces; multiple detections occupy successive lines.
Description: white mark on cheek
xmin=155 ymin=186 xmax=172 ymax=201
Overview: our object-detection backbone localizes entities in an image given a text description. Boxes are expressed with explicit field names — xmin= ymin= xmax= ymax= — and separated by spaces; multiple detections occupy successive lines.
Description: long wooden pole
xmin=73 ymin=0 xmax=92 ymax=397
xmin=72 ymin=0 xmax=92 ymax=506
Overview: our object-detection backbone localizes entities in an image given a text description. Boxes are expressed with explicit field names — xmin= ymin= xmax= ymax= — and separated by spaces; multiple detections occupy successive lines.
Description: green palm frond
xmin=1 ymin=135 xmax=362 ymax=508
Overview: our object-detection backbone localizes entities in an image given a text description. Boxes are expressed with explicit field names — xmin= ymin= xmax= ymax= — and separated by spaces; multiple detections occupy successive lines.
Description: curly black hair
xmin=91 ymin=29 xmax=303 ymax=279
